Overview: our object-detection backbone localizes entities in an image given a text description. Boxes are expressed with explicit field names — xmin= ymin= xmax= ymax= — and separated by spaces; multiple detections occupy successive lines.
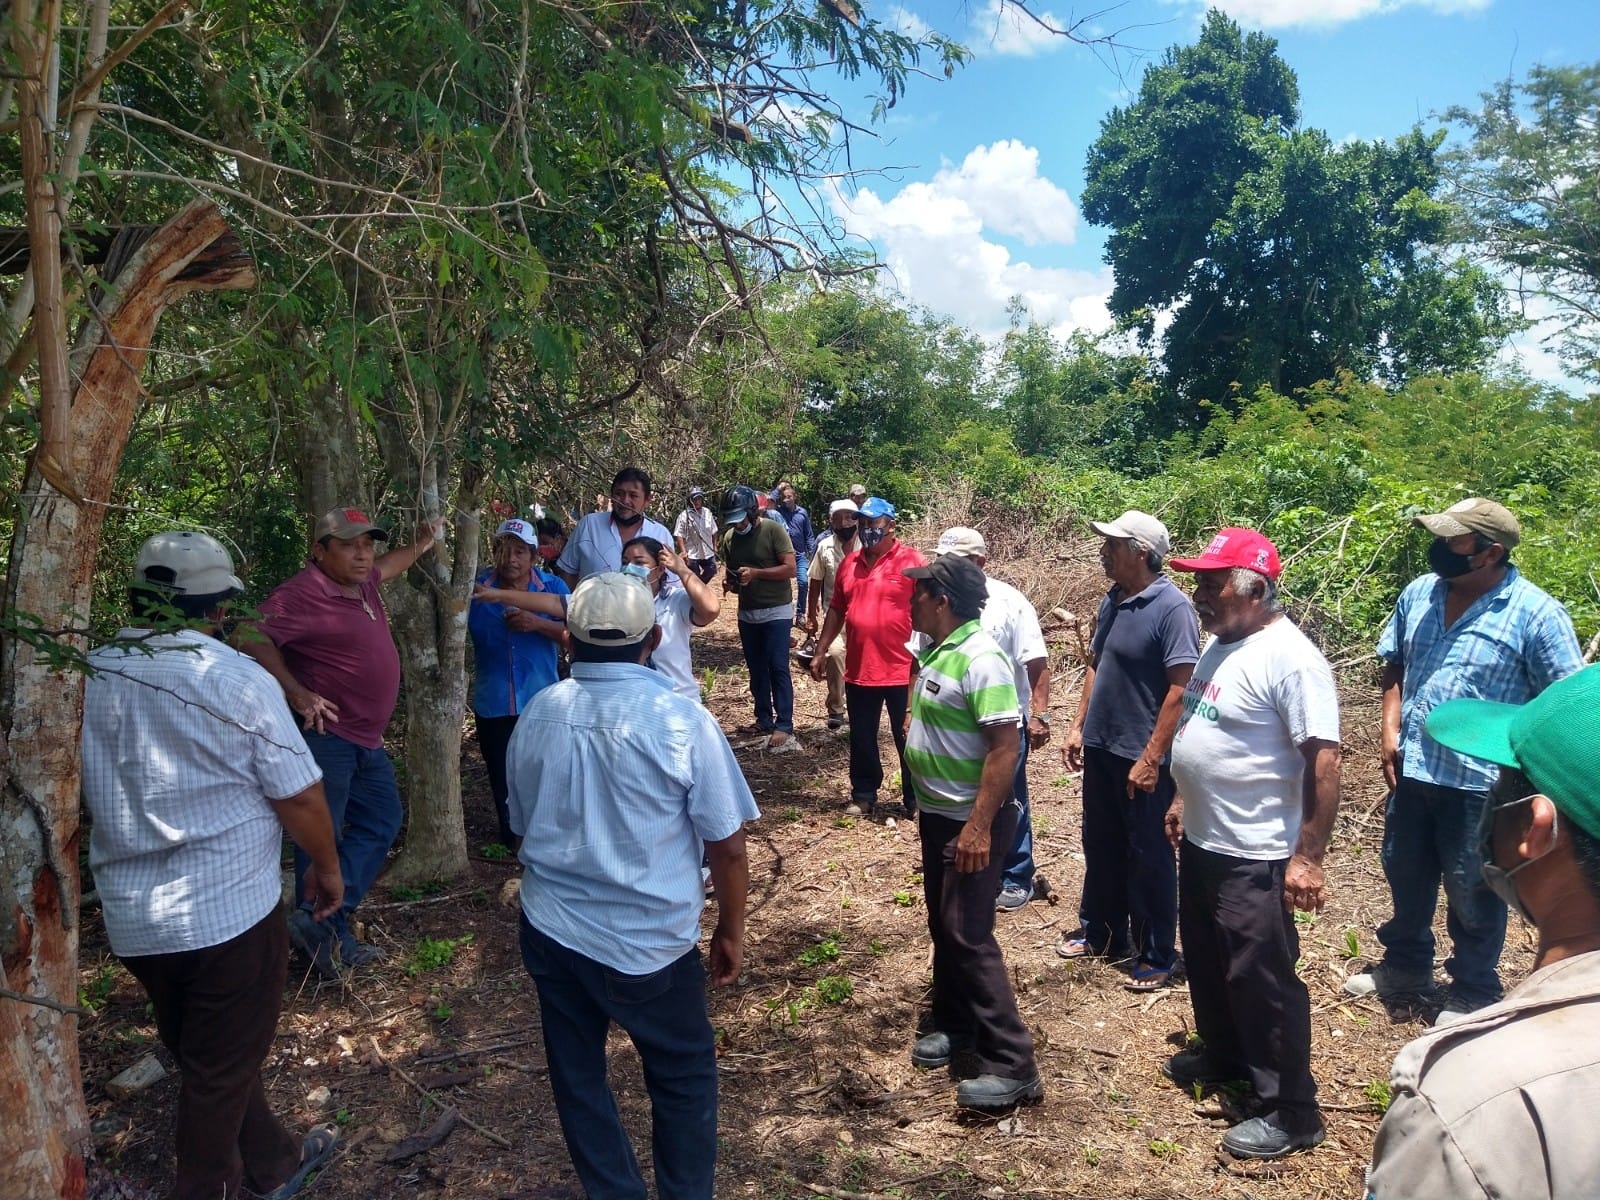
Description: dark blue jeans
xmin=794 ymin=552 xmax=810 ymax=623
xmin=294 ymin=731 xmax=403 ymax=937
xmin=1078 ymin=746 xmax=1178 ymax=971
xmin=737 ymin=616 xmax=793 ymax=733
xmin=1377 ymin=777 xmax=1506 ymax=1007
xmin=1000 ymin=728 xmax=1034 ymax=892
xmin=519 ymin=917 xmax=718 ymax=1200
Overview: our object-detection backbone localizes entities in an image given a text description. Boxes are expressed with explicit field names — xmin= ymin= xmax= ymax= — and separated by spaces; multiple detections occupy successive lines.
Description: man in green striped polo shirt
xmin=903 ymin=554 xmax=1043 ymax=1112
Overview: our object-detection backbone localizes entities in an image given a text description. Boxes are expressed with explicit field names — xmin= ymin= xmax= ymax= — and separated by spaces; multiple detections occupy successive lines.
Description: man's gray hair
xmin=1228 ymin=566 xmax=1280 ymax=612
xmin=1134 ymin=539 xmax=1164 ymax=572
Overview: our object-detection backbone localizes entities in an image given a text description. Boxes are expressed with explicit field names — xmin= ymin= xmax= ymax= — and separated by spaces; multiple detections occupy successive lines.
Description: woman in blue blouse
xmin=468 ymin=518 xmax=568 ymax=849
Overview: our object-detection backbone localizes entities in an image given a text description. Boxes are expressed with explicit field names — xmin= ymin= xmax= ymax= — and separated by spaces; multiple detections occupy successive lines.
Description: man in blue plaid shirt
xmin=1345 ymin=498 xmax=1583 ymax=1024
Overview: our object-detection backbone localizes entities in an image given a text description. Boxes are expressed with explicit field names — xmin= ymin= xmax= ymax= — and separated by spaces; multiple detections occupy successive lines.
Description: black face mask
xmin=835 ymin=524 xmax=857 ymax=543
xmin=1428 ymin=538 xmax=1480 ymax=579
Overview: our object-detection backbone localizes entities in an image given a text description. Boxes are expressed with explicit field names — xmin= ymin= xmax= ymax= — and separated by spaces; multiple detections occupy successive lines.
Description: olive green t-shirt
xmin=718 ymin=519 xmax=794 ymax=612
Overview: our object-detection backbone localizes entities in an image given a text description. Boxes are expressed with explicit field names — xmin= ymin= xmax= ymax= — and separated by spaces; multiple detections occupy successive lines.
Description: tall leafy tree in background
xmin=1446 ymin=62 xmax=1600 ymax=380
xmin=1081 ymin=9 xmax=1508 ymax=424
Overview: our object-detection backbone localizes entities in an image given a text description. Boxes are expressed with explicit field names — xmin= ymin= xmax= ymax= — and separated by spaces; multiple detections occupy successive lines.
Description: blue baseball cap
xmin=859 ymin=497 xmax=896 ymax=520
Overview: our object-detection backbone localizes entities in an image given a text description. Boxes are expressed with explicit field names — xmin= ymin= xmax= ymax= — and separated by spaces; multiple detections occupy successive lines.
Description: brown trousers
xmin=121 ymin=908 xmax=300 ymax=1200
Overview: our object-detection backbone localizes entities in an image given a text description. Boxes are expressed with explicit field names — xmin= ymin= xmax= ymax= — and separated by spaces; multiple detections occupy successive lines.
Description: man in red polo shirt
xmin=242 ymin=506 xmax=441 ymax=977
xmin=811 ymin=497 xmax=926 ymax=817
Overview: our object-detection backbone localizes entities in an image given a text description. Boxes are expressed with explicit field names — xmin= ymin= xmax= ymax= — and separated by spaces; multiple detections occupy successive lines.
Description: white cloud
xmin=967 ymin=0 xmax=1070 ymax=57
xmin=830 ymin=141 xmax=1111 ymax=341
xmin=887 ymin=5 xmax=932 ymax=40
xmin=1202 ymin=0 xmax=1491 ymax=30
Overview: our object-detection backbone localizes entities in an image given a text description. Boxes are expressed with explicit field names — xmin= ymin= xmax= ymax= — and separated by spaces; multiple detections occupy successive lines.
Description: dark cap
xmin=902 ymin=553 xmax=988 ymax=614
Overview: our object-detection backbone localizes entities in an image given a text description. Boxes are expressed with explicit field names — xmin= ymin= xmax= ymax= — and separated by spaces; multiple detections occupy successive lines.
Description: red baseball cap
xmin=1168 ymin=527 xmax=1281 ymax=581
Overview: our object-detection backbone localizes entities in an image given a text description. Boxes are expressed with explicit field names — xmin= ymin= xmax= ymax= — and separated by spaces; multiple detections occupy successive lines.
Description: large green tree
xmin=1081 ymin=9 xmax=1507 ymax=422
xmin=1446 ymin=62 xmax=1600 ymax=380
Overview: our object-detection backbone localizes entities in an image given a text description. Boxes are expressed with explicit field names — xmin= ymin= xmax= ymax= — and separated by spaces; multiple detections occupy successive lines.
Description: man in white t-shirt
xmin=930 ymin=527 xmax=1052 ymax=912
xmin=1163 ymin=528 xmax=1342 ymax=1162
xmin=673 ymin=486 xmax=720 ymax=584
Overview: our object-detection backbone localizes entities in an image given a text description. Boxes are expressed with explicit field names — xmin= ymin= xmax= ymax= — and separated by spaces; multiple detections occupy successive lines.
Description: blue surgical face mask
xmin=620 ymin=563 xmax=652 ymax=585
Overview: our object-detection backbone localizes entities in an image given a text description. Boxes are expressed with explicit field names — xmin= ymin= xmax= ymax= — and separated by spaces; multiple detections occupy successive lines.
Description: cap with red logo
xmin=1168 ymin=527 xmax=1281 ymax=581
xmin=495 ymin=518 xmax=537 ymax=546
xmin=314 ymin=507 xmax=390 ymax=542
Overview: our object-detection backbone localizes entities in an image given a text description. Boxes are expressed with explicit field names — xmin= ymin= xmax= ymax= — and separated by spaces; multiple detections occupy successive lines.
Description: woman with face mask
xmin=620 ymin=536 xmax=720 ymax=700
xmin=467 ymin=519 xmax=570 ymax=849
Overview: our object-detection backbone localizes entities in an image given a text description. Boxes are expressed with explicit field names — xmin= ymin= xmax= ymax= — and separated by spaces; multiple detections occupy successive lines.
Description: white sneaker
xmin=1433 ymin=1002 xmax=1476 ymax=1027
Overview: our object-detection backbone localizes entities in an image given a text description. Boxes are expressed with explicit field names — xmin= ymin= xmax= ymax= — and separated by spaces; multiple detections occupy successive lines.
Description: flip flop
xmin=259 ymin=1124 xmax=340 ymax=1200
xmin=1124 ymin=963 xmax=1175 ymax=992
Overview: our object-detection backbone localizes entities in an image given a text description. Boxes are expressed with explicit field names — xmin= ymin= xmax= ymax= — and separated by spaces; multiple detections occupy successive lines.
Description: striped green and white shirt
xmin=905 ymin=620 xmax=1021 ymax=820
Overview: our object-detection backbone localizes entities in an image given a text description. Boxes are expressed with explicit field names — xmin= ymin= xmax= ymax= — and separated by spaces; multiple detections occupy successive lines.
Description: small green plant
xmin=1148 ymin=1138 xmax=1181 ymax=1158
xmin=1294 ymin=956 xmax=1306 ymax=974
xmin=1293 ymin=908 xmax=1317 ymax=926
xmin=868 ymin=938 xmax=887 ymax=957
xmin=833 ymin=815 xmax=856 ymax=829
xmin=812 ymin=975 xmax=854 ymax=1005
xmin=1343 ymin=929 xmax=1361 ymax=959
xmin=764 ymin=995 xmax=807 ymax=1027
xmin=1191 ymin=1081 xmax=1205 ymax=1103
xmin=1083 ymin=1145 xmax=1102 ymax=1167
xmin=1032 ymin=815 xmax=1053 ymax=837
xmin=903 ymin=870 xmax=924 ymax=886
xmin=1363 ymin=1079 xmax=1393 ymax=1113
xmin=479 ymin=843 xmax=511 ymax=860
xmin=431 ymin=999 xmax=454 ymax=1021
xmin=1184 ymin=1031 xmax=1203 ymax=1050
xmin=404 ymin=934 xmax=473 ymax=976
xmin=391 ymin=880 xmax=446 ymax=902
xmin=1106 ymin=1089 xmax=1128 ymax=1104
xmin=700 ymin=667 xmax=717 ymax=702
xmin=798 ymin=933 xmax=844 ymax=967
xmin=781 ymin=806 xmax=802 ymax=822
xmin=840 ymin=897 xmax=852 ymax=909
xmin=1053 ymin=774 xmax=1073 ymax=787
xmin=78 ymin=962 xmax=117 ymax=1012
xmin=334 ymin=1108 xmax=354 ymax=1127
xmin=893 ymin=890 xmax=915 ymax=907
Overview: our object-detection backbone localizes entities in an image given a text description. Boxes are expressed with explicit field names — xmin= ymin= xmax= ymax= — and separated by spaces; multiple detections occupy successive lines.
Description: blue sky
xmin=816 ymin=0 xmax=1595 ymax=387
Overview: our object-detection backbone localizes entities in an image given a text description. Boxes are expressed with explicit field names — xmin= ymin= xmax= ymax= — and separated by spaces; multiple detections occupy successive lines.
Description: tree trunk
xmin=0 ymin=200 xmax=254 ymax=1199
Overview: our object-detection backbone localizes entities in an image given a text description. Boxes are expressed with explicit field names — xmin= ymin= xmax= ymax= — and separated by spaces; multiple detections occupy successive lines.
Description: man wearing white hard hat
xmin=83 ymin=532 xmax=344 ymax=1200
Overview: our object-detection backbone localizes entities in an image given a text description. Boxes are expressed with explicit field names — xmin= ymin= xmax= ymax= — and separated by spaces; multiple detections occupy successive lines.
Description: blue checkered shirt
xmin=1378 ymin=566 xmax=1583 ymax=792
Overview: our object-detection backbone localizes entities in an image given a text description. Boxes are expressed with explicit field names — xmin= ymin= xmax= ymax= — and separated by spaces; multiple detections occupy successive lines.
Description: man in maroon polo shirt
xmin=810 ymin=497 xmax=926 ymax=817
xmin=242 ymin=506 xmax=441 ymax=976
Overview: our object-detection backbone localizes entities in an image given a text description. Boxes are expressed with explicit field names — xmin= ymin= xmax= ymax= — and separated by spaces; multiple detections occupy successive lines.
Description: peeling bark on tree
xmin=0 ymin=200 xmax=254 ymax=1200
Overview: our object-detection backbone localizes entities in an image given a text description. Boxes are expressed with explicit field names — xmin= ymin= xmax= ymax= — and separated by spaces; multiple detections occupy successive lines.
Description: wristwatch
xmin=1033 ymin=711 xmax=1051 ymax=726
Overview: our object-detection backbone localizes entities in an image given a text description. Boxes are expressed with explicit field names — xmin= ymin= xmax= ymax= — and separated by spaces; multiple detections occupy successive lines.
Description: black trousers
xmin=121 ymin=910 xmax=300 ymax=1200
xmin=1178 ymin=839 xmax=1320 ymax=1135
xmin=474 ymin=711 xmax=520 ymax=847
xmin=845 ymin=682 xmax=910 ymax=807
xmin=920 ymin=805 xmax=1036 ymax=1078
xmin=1078 ymin=746 xmax=1178 ymax=970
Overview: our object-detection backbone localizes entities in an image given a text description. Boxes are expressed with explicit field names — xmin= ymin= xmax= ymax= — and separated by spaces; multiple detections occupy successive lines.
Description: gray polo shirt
xmin=1081 ymin=575 xmax=1200 ymax=762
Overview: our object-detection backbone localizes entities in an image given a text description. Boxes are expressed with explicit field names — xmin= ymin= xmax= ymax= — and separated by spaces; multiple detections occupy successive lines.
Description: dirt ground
xmin=77 ymin=538 xmax=1539 ymax=1200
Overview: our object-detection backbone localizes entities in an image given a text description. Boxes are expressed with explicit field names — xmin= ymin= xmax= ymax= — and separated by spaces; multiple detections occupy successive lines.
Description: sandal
xmin=258 ymin=1124 xmax=340 ymax=1200
xmin=1055 ymin=934 xmax=1092 ymax=960
xmin=1124 ymin=963 xmax=1175 ymax=992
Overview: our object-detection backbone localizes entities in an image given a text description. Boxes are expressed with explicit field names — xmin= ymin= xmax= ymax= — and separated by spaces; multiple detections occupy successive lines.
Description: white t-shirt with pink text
xmin=1170 ymin=616 xmax=1340 ymax=861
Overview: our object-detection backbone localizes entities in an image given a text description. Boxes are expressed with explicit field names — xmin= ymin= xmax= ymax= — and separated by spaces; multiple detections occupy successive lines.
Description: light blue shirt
xmin=507 ymin=661 xmax=759 ymax=973
xmin=1380 ymin=566 xmax=1583 ymax=792
xmin=556 ymin=511 xmax=675 ymax=582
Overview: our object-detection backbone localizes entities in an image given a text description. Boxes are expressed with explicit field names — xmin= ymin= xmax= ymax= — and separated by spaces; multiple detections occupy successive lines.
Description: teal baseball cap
xmin=1425 ymin=664 xmax=1600 ymax=840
